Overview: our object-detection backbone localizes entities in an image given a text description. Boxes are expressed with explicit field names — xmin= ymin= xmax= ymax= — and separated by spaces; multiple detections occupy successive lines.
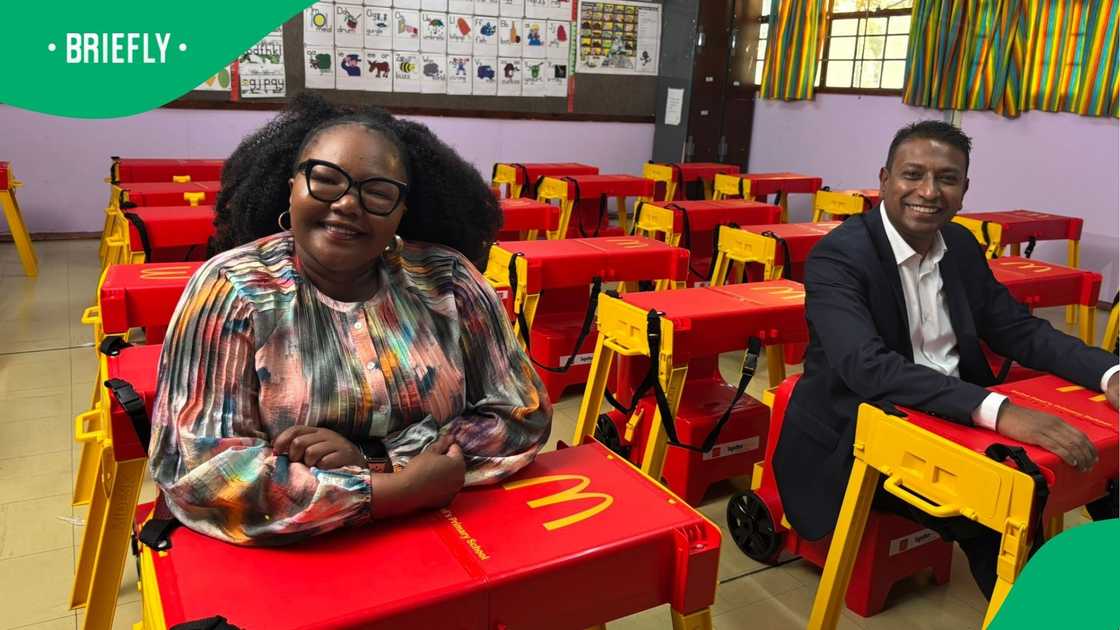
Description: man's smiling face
xmin=879 ymin=137 xmax=970 ymax=254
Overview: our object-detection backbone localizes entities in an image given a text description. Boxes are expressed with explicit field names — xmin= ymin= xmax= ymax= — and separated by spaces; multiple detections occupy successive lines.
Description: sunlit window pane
xmin=826 ymin=60 xmax=854 ymax=87
xmin=859 ymin=60 xmax=883 ymax=88
xmin=885 ymin=34 xmax=908 ymax=58
xmin=832 ymin=18 xmax=859 ymax=37
xmin=829 ymin=36 xmax=857 ymax=59
xmin=889 ymin=14 xmax=912 ymax=34
xmin=882 ymin=59 xmax=906 ymax=89
xmin=865 ymin=17 xmax=888 ymax=35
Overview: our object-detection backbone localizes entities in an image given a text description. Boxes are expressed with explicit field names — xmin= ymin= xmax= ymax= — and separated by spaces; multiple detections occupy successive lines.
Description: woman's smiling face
xmin=288 ymin=123 xmax=409 ymax=280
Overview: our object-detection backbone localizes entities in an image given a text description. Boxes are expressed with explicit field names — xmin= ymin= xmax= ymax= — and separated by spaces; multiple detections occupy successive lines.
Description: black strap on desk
xmin=99 ymin=335 xmax=132 ymax=357
xmin=981 ymin=221 xmax=999 ymax=259
xmin=507 ymin=253 xmax=603 ymax=374
xmin=105 ymin=377 xmax=151 ymax=456
xmin=513 ymin=163 xmax=529 ymax=197
xmin=602 ymin=310 xmax=762 ymax=453
xmin=122 ymin=211 xmax=153 ymax=261
xmin=666 ymin=203 xmax=708 ymax=281
xmin=994 ymin=357 xmax=1014 ymax=384
xmin=170 ymin=616 xmax=242 ymax=630
xmin=630 ymin=200 xmax=646 ymax=236
xmin=1024 ymin=236 xmax=1037 ymax=258
xmin=737 ymin=177 xmax=747 ymax=199
xmin=135 ymin=493 xmax=181 ymax=552
xmin=669 ymin=163 xmax=685 ymax=200
xmin=761 ymin=230 xmax=794 ymax=280
xmin=985 ymin=443 xmax=1049 ymax=554
xmin=110 ymin=155 xmax=121 ymax=184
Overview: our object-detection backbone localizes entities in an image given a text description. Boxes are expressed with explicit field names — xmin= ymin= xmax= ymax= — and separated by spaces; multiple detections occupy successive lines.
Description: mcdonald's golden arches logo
xmin=138 ymin=265 xmax=195 ymax=280
xmin=502 ymin=474 xmax=614 ymax=531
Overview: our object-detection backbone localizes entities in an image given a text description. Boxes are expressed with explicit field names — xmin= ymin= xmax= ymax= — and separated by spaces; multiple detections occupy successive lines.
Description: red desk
xmin=491 ymin=162 xmax=599 ymax=199
xmin=110 ymin=158 xmax=224 ymax=184
xmin=139 ymin=441 xmax=720 ymax=630
xmin=498 ymin=197 xmax=561 ymax=241
xmin=537 ymin=174 xmax=656 ymax=238
xmin=716 ymin=172 xmax=823 ymax=222
xmin=117 ymin=181 xmax=221 ymax=208
xmin=651 ymin=162 xmax=740 ymax=200
xmin=93 ymin=262 xmax=201 ymax=342
xmin=738 ymin=221 xmax=840 ymax=281
xmin=122 ymin=205 xmax=215 ymax=263
xmin=958 ymin=210 xmax=1083 ymax=267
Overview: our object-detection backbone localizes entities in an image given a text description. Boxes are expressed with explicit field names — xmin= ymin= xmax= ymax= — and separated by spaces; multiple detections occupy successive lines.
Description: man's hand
xmin=1107 ymin=372 xmax=1118 ymax=410
xmin=997 ymin=403 xmax=1097 ymax=473
xmin=273 ymin=425 xmax=365 ymax=469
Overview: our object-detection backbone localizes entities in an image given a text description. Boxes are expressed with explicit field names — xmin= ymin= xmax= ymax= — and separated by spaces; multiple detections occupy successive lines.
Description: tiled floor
xmin=0 ymin=239 xmax=1104 ymax=629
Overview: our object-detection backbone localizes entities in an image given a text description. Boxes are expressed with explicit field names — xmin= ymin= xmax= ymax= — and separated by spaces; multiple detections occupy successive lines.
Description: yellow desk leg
xmin=1066 ymin=240 xmax=1081 ymax=324
xmin=616 ymin=196 xmax=629 ymax=234
xmin=808 ymin=459 xmax=881 ymax=630
xmin=702 ymin=181 xmax=714 ymax=200
xmin=1 ymin=190 xmax=39 ymax=277
xmin=639 ymin=363 xmax=689 ymax=482
xmin=551 ymin=199 xmax=575 ymax=240
xmin=1078 ymin=305 xmax=1095 ymax=346
xmin=1009 ymin=243 xmax=1020 ymax=256
xmin=765 ymin=346 xmax=786 ymax=389
xmin=511 ymin=182 xmax=523 ymax=199
xmin=573 ymin=335 xmax=617 ymax=446
xmin=778 ymin=193 xmax=789 ymax=223
xmin=982 ymin=516 xmax=1032 ymax=629
xmin=671 ymin=608 xmax=713 ymax=630
xmin=72 ymin=452 xmax=146 ymax=630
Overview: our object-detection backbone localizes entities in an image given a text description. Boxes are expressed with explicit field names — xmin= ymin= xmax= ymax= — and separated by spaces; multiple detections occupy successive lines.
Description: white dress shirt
xmin=879 ymin=205 xmax=1119 ymax=428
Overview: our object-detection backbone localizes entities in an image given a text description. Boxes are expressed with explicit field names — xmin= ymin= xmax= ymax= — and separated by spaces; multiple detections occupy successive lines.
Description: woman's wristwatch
xmin=359 ymin=437 xmax=392 ymax=474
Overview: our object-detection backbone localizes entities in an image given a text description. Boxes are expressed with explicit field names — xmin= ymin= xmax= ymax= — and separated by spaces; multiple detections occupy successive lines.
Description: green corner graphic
xmin=0 ymin=1 xmax=312 ymax=118
xmin=989 ymin=519 xmax=1119 ymax=629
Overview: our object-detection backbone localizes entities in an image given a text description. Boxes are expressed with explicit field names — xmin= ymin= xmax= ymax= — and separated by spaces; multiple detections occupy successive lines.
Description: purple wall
xmin=750 ymin=93 xmax=1120 ymax=297
xmin=0 ymin=104 xmax=654 ymax=234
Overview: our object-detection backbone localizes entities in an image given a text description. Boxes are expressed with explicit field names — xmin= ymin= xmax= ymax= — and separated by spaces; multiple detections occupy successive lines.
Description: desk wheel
xmin=594 ymin=413 xmax=632 ymax=459
xmin=727 ymin=491 xmax=782 ymax=563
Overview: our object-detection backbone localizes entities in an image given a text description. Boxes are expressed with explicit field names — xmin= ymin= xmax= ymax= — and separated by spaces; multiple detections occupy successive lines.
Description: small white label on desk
xmin=888 ymin=529 xmax=939 ymax=556
xmin=558 ymin=352 xmax=594 ymax=366
xmin=702 ymin=436 xmax=759 ymax=460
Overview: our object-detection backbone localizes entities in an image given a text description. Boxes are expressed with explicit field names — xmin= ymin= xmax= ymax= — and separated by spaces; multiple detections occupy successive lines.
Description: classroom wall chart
xmin=302 ymin=0 xmax=571 ymax=97
xmin=575 ymin=0 xmax=658 ymax=76
xmin=239 ymin=29 xmax=287 ymax=97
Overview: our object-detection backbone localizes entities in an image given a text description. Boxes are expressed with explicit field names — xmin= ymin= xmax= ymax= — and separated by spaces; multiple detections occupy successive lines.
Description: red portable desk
xmin=555 ymin=175 xmax=656 ymax=238
xmin=652 ymin=162 xmax=739 ymax=200
xmin=833 ymin=189 xmax=879 ymax=208
xmin=496 ymin=162 xmax=599 ymax=197
xmin=653 ymin=200 xmax=783 ymax=285
xmin=119 ymin=181 xmax=221 ymax=207
xmin=0 ymin=161 xmax=10 ymax=190
xmin=100 ymin=262 xmax=201 ymax=341
xmin=901 ymin=374 xmax=1119 ymax=520
xmin=112 ymin=158 xmax=224 ymax=184
xmin=106 ymin=344 xmax=163 ymax=462
xmin=740 ymin=172 xmax=823 ymax=199
xmin=735 ymin=221 xmax=840 ymax=285
xmin=958 ymin=210 xmax=1083 ymax=244
xmin=124 ymin=205 xmax=216 ymax=260
xmin=143 ymin=442 xmax=720 ymax=630
xmin=990 ymin=256 xmax=1101 ymax=309
xmin=498 ymin=197 xmax=561 ymax=235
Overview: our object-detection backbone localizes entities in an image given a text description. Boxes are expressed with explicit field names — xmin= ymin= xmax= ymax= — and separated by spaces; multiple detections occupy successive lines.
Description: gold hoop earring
xmin=384 ymin=234 xmax=404 ymax=255
xmin=277 ymin=210 xmax=291 ymax=232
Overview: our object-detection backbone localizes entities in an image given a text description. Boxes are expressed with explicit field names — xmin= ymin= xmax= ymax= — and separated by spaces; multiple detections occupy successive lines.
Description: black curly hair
xmin=209 ymin=93 xmax=502 ymax=266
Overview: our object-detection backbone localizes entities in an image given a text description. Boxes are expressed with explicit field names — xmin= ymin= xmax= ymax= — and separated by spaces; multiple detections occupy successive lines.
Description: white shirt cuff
xmin=1100 ymin=365 xmax=1120 ymax=392
xmin=972 ymin=393 xmax=1008 ymax=430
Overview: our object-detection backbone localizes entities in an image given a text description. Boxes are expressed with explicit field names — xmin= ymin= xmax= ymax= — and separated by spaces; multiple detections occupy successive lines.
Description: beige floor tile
xmin=713 ymin=567 xmax=803 ymax=616
xmin=68 ymin=348 xmax=97 ymax=387
xmin=0 ymin=467 xmax=74 ymax=505
xmin=0 ymin=547 xmax=75 ymax=628
xmin=0 ymin=415 xmax=72 ymax=460
xmin=0 ymin=494 xmax=77 ymax=560
xmin=8 ymin=614 xmax=77 ymax=630
xmin=0 ymin=350 xmax=71 ymax=394
xmin=712 ymin=585 xmax=867 ymax=630
xmin=0 ymin=387 xmax=71 ymax=424
xmin=607 ymin=604 xmax=673 ymax=630
xmin=858 ymin=578 xmax=985 ymax=630
xmin=0 ymin=450 xmax=72 ymax=482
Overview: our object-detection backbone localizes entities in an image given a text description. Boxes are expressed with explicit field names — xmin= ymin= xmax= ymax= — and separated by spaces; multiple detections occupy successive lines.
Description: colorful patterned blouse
xmin=149 ymin=232 xmax=552 ymax=545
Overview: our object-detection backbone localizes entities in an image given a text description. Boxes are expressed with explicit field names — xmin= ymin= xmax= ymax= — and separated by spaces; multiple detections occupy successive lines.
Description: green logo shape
xmin=0 ymin=1 xmax=312 ymax=118
xmin=989 ymin=519 xmax=1119 ymax=629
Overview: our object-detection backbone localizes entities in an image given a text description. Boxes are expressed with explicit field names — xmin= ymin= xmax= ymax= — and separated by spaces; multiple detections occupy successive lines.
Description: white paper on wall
xmin=395 ymin=0 xmax=421 ymax=8
xmin=364 ymin=7 xmax=393 ymax=49
xmin=523 ymin=19 xmax=546 ymax=58
xmin=240 ymin=34 xmax=286 ymax=98
xmin=546 ymin=60 xmax=568 ymax=96
xmin=334 ymin=4 xmax=365 ymax=48
xmin=393 ymin=10 xmax=421 ymax=51
xmin=549 ymin=0 xmax=572 ymax=20
xmin=420 ymin=12 xmax=448 ymax=53
xmin=522 ymin=58 xmax=547 ymax=96
xmin=422 ymin=0 xmax=448 ymax=9
xmin=446 ymin=55 xmax=473 ymax=94
xmin=473 ymin=55 xmax=498 ymax=94
xmin=500 ymin=0 xmax=525 ymax=17
xmin=447 ymin=14 xmax=474 ymax=55
xmin=365 ymin=49 xmax=393 ymax=91
xmin=498 ymin=18 xmax=523 ymax=56
xmin=336 ymin=47 xmax=366 ymax=90
xmin=474 ymin=0 xmax=500 ymax=16
xmin=448 ymin=0 xmax=474 ymax=12
xmin=364 ymin=0 xmax=392 ymax=6
xmin=420 ymin=54 xmax=448 ymax=93
xmin=525 ymin=0 xmax=548 ymax=18
xmin=473 ymin=16 xmax=499 ymax=54
xmin=497 ymin=57 xmax=522 ymax=95
xmin=546 ymin=20 xmax=570 ymax=60
xmin=304 ymin=46 xmax=336 ymax=89
xmin=303 ymin=2 xmax=334 ymax=46
xmin=394 ymin=51 xmax=422 ymax=91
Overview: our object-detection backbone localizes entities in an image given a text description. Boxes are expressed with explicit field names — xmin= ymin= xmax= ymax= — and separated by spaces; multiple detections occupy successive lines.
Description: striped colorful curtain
xmin=760 ymin=0 xmax=830 ymax=101
xmin=903 ymin=0 xmax=1119 ymax=118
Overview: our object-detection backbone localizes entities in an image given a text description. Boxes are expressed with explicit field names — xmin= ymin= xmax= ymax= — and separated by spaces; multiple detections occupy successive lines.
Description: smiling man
xmin=772 ymin=120 xmax=1119 ymax=598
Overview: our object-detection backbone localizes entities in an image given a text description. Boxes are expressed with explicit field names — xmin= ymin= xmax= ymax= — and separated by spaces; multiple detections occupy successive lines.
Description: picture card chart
xmin=576 ymin=0 xmax=660 ymax=75
xmin=240 ymin=30 xmax=286 ymax=98
xmin=300 ymin=0 xmax=572 ymax=97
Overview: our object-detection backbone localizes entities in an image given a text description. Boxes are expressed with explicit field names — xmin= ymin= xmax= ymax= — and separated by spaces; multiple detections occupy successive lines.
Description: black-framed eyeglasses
xmin=297 ymin=159 xmax=409 ymax=216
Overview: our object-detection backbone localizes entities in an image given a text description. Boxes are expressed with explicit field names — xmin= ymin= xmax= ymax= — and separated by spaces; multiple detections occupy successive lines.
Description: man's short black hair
xmin=886 ymin=120 xmax=972 ymax=173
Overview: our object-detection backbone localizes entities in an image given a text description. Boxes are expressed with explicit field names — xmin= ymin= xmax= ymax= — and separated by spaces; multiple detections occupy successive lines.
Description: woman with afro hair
xmin=148 ymin=94 xmax=552 ymax=545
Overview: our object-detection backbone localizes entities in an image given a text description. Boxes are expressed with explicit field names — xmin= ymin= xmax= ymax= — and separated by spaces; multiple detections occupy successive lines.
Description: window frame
xmin=750 ymin=1 xmax=912 ymax=96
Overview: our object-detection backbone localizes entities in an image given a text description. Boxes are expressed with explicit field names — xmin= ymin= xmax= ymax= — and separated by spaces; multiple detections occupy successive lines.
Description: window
xmin=749 ymin=0 xmax=913 ymax=93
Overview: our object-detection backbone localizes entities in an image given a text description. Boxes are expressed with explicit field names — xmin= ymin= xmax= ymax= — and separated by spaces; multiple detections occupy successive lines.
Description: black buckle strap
xmin=666 ymin=203 xmax=708 ymax=280
xmin=737 ymin=177 xmax=747 ymax=199
xmin=169 ymin=616 xmax=242 ymax=630
xmin=99 ymin=335 xmax=133 ymax=357
xmin=135 ymin=495 xmax=181 ymax=552
xmin=122 ymin=211 xmax=152 ymax=261
xmin=1023 ymin=236 xmax=1037 ymax=258
xmin=513 ymin=163 xmax=529 ymax=197
xmin=630 ymin=200 xmax=647 ymax=236
xmin=994 ymin=357 xmax=1014 ymax=384
xmin=985 ymin=443 xmax=1049 ymax=553
xmin=105 ymin=377 xmax=151 ymax=455
xmin=980 ymin=221 xmax=999 ymax=259
xmin=761 ymin=230 xmax=793 ymax=280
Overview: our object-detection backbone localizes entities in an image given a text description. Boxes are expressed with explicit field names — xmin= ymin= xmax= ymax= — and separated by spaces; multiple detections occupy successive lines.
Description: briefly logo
xmin=53 ymin=33 xmax=183 ymax=64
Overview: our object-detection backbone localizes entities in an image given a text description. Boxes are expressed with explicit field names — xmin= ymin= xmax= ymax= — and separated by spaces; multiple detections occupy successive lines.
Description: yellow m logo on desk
xmin=502 ymin=474 xmax=614 ymax=531
xmin=1001 ymin=261 xmax=1052 ymax=273
xmin=749 ymin=285 xmax=805 ymax=300
xmin=138 ymin=265 xmax=195 ymax=280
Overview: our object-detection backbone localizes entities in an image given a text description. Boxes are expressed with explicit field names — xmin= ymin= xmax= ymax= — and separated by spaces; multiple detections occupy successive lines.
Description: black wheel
xmin=726 ymin=490 xmax=782 ymax=563
xmin=594 ymin=413 xmax=631 ymax=459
